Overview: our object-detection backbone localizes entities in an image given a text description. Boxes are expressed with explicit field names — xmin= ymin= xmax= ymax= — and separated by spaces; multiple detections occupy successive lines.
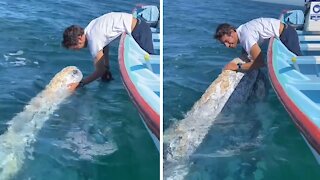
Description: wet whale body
xmin=0 ymin=66 xmax=83 ymax=180
xmin=164 ymin=58 xmax=266 ymax=179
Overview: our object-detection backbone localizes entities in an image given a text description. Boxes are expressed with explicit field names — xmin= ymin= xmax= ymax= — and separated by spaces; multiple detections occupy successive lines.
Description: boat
xmin=267 ymin=0 xmax=320 ymax=163
xmin=118 ymin=5 xmax=160 ymax=150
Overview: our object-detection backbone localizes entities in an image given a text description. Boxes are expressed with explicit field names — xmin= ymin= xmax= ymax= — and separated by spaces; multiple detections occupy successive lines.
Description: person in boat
xmin=62 ymin=12 xmax=154 ymax=88
xmin=214 ymin=17 xmax=302 ymax=72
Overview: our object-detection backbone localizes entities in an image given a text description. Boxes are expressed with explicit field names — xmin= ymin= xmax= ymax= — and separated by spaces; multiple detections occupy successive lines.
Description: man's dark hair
xmin=214 ymin=23 xmax=236 ymax=40
xmin=62 ymin=25 xmax=84 ymax=48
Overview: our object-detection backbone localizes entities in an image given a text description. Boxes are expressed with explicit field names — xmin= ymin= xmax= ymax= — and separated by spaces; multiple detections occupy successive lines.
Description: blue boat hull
xmin=118 ymin=5 xmax=160 ymax=150
xmin=268 ymin=6 xmax=320 ymax=162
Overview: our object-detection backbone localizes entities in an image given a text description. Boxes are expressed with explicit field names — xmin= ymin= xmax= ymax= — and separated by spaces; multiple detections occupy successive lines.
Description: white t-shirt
xmin=236 ymin=18 xmax=281 ymax=55
xmin=84 ymin=12 xmax=133 ymax=59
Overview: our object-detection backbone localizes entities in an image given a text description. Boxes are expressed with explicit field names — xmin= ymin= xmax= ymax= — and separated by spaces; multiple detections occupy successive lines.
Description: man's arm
xmin=224 ymin=43 xmax=265 ymax=71
xmin=80 ymin=50 xmax=107 ymax=85
xmin=240 ymin=48 xmax=251 ymax=62
xmin=101 ymin=45 xmax=113 ymax=81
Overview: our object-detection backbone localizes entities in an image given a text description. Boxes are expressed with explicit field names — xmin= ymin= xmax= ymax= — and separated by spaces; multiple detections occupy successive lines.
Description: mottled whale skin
xmin=164 ymin=58 xmax=266 ymax=179
xmin=0 ymin=66 xmax=83 ymax=180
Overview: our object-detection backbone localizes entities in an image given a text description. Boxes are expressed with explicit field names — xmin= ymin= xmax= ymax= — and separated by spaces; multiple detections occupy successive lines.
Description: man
xmin=62 ymin=12 xmax=154 ymax=88
xmin=214 ymin=18 xmax=302 ymax=72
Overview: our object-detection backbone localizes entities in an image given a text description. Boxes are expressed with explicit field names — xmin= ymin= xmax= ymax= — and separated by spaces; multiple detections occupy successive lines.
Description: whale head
xmin=47 ymin=66 xmax=83 ymax=93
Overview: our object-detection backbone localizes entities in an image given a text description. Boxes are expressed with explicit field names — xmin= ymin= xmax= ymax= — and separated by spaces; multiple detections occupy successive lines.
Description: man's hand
xmin=67 ymin=82 xmax=80 ymax=91
xmin=223 ymin=62 xmax=238 ymax=71
xmin=101 ymin=70 xmax=114 ymax=82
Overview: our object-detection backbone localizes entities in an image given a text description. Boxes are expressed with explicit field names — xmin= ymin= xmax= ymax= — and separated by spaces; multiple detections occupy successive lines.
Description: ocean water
xmin=164 ymin=0 xmax=320 ymax=179
xmin=0 ymin=0 xmax=159 ymax=180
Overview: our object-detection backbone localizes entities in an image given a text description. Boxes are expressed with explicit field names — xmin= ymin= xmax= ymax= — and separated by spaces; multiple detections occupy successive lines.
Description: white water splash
xmin=0 ymin=66 xmax=83 ymax=180
xmin=164 ymin=58 xmax=262 ymax=179
xmin=58 ymin=130 xmax=117 ymax=160
xmin=2 ymin=50 xmax=32 ymax=67
xmin=9 ymin=60 xmax=26 ymax=66
xmin=8 ymin=50 xmax=24 ymax=56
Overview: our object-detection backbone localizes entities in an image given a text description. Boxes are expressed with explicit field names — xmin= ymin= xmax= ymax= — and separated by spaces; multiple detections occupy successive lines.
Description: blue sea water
xmin=0 ymin=0 xmax=159 ymax=180
xmin=164 ymin=0 xmax=320 ymax=179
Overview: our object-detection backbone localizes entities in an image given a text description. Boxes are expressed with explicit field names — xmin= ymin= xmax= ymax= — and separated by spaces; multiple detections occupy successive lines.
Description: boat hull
xmin=268 ymin=37 xmax=320 ymax=159
xmin=118 ymin=32 xmax=160 ymax=150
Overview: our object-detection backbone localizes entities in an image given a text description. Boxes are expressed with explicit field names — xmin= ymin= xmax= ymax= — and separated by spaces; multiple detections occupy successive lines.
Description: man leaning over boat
xmin=61 ymin=12 xmax=154 ymax=89
xmin=214 ymin=17 xmax=302 ymax=72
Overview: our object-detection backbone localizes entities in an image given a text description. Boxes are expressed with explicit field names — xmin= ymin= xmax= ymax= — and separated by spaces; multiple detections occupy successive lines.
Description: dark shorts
xmin=280 ymin=24 xmax=302 ymax=56
xmin=132 ymin=19 xmax=154 ymax=54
